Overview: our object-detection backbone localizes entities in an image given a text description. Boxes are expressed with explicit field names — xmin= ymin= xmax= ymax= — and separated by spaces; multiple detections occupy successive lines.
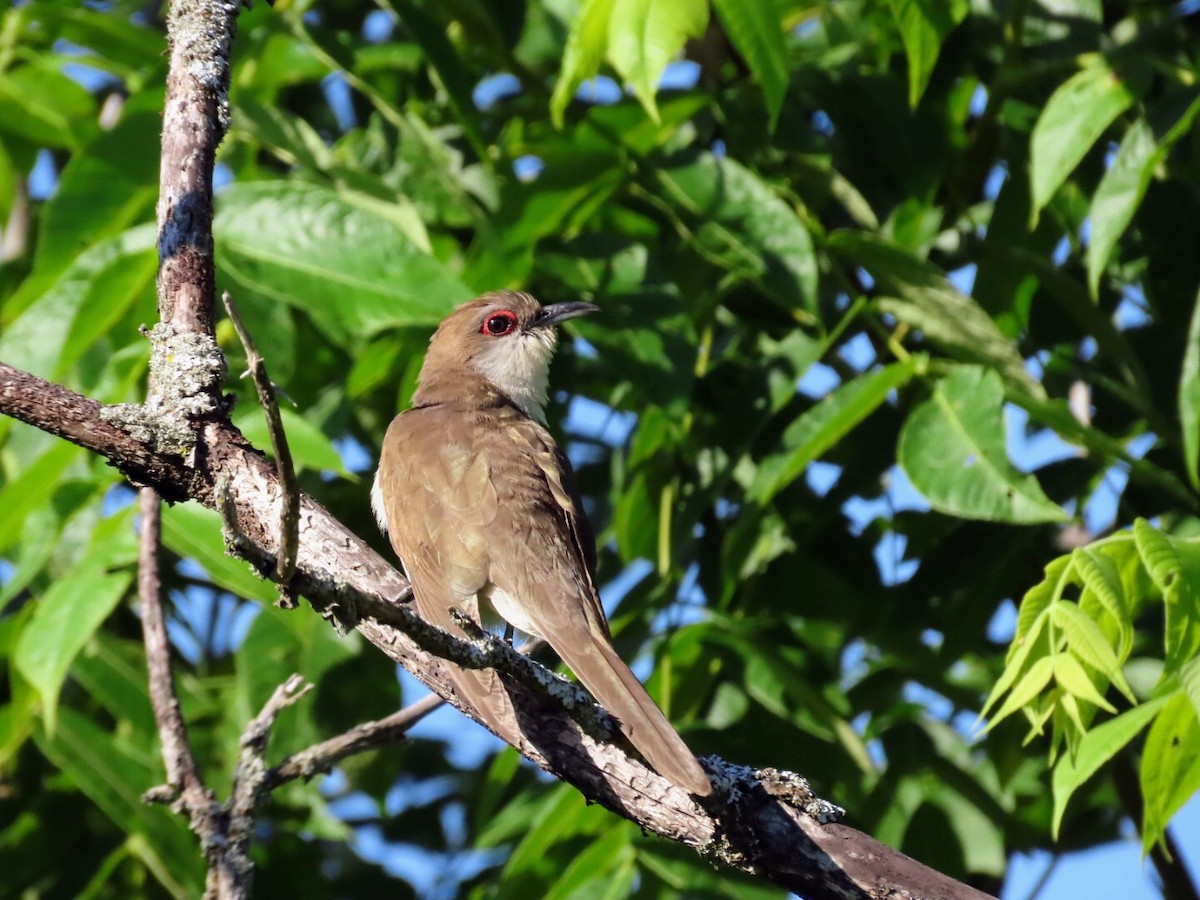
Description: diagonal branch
xmin=0 ymin=361 xmax=994 ymax=900
xmin=264 ymin=693 xmax=443 ymax=790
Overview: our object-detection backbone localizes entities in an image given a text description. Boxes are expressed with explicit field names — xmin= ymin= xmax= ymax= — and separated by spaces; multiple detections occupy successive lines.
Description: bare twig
xmin=221 ymin=291 xmax=300 ymax=600
xmin=265 ymin=693 xmax=443 ymax=790
xmin=220 ymin=674 xmax=314 ymax=893
xmin=264 ymin=639 xmax=546 ymax=790
xmin=138 ymin=487 xmax=212 ymax=816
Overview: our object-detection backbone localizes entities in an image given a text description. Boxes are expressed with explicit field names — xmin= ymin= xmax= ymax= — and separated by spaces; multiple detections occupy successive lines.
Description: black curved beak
xmin=534 ymin=301 xmax=601 ymax=329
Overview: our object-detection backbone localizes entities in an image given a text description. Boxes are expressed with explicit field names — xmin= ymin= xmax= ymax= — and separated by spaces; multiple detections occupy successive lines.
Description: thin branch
xmin=264 ymin=641 xmax=546 ymax=791
xmin=138 ymin=487 xmax=212 ymax=816
xmin=222 ymin=291 xmax=300 ymax=597
xmin=220 ymin=674 xmax=314 ymax=894
xmin=264 ymin=693 xmax=443 ymax=790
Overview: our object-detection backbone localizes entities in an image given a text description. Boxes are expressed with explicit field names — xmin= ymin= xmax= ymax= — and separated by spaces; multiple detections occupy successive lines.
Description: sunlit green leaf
xmin=1053 ymin=652 xmax=1115 ymax=713
xmin=984 ymin=655 xmax=1054 ymax=730
xmin=232 ymin=405 xmax=353 ymax=479
xmin=1181 ymin=285 xmax=1200 ymax=491
xmin=161 ymin=503 xmax=277 ymax=605
xmin=658 ymin=152 xmax=819 ymax=313
xmin=899 ymin=366 xmax=1067 ymax=523
xmin=0 ymin=226 xmax=157 ymax=381
xmin=14 ymin=560 xmax=131 ymax=734
xmin=712 ymin=0 xmax=789 ymax=128
xmin=752 ymin=356 xmax=924 ymax=504
xmin=1030 ymin=60 xmax=1141 ymax=219
xmin=551 ymin=0 xmax=616 ymax=127
xmin=607 ymin=0 xmax=708 ymax=124
xmin=1051 ymin=696 xmax=1166 ymax=838
xmin=34 ymin=708 xmax=203 ymax=897
xmin=887 ymin=0 xmax=968 ymax=108
xmin=214 ymin=181 xmax=472 ymax=346
xmin=1140 ymin=690 xmax=1200 ymax=855
xmin=829 ymin=231 xmax=1040 ymax=396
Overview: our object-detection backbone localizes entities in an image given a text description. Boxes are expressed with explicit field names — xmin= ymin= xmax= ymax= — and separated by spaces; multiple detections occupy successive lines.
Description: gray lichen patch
xmin=101 ymin=323 xmax=226 ymax=456
xmin=169 ymin=0 xmax=239 ymax=130
xmin=755 ymin=766 xmax=844 ymax=824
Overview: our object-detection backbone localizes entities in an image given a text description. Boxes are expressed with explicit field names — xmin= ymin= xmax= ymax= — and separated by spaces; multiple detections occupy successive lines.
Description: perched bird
xmin=372 ymin=290 xmax=711 ymax=796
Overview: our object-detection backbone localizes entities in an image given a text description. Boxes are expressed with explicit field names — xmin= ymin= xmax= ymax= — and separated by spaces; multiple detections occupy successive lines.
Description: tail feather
xmin=561 ymin=637 xmax=712 ymax=796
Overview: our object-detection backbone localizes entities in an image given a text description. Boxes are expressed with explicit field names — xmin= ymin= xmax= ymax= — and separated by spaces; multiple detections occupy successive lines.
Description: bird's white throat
xmin=470 ymin=328 xmax=557 ymax=423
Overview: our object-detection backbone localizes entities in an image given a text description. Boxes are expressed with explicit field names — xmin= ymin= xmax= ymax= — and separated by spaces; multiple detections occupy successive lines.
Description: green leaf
xmin=234 ymin=606 xmax=356 ymax=756
xmin=31 ymin=110 xmax=160 ymax=284
xmin=71 ymin=632 xmax=157 ymax=738
xmin=232 ymin=405 xmax=353 ymax=479
xmin=161 ymin=503 xmax=277 ymax=605
xmin=1086 ymin=92 xmax=1200 ymax=296
xmin=214 ymin=181 xmax=472 ymax=347
xmin=13 ymin=560 xmax=131 ymax=734
xmin=1050 ymin=696 xmax=1167 ymax=838
xmin=1049 ymin=601 xmax=1119 ymax=673
xmin=551 ymin=0 xmax=616 ymax=127
xmin=711 ymin=0 xmax=789 ymax=129
xmin=495 ymin=784 xmax=603 ymax=894
xmin=607 ymin=0 xmax=709 ymax=124
xmin=1053 ymin=652 xmax=1116 ymax=713
xmin=887 ymin=0 xmax=968 ymax=108
xmin=1074 ymin=544 xmax=1132 ymax=656
xmin=0 ymin=226 xmax=157 ymax=380
xmin=1180 ymin=284 xmax=1200 ymax=491
xmin=658 ymin=153 xmax=819 ymax=313
xmin=1140 ymin=690 xmax=1200 ymax=855
xmin=34 ymin=708 xmax=203 ymax=898
xmin=1084 ymin=116 xmax=1153 ymax=296
xmin=1049 ymin=601 xmax=1134 ymax=702
xmin=984 ymin=655 xmax=1054 ymax=730
xmin=828 ymin=231 xmax=1040 ymax=396
xmin=1131 ymin=521 xmax=1200 ymax=672
xmin=1030 ymin=60 xmax=1139 ymax=219
xmin=543 ymin=827 xmax=637 ymax=900
xmin=0 ymin=62 xmax=97 ymax=150
xmin=751 ymin=356 xmax=925 ymax=504
xmin=390 ymin=0 xmax=487 ymax=160
xmin=1181 ymin=656 xmax=1200 ymax=721
xmin=1016 ymin=556 xmax=1074 ymax=646
xmin=0 ymin=441 xmax=78 ymax=556
xmin=899 ymin=366 xmax=1067 ymax=523
xmin=1133 ymin=518 xmax=1177 ymax=594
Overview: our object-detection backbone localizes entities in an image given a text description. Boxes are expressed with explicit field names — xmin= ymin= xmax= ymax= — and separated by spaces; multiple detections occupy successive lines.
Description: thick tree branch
xmin=0 ymin=363 xmax=994 ymax=900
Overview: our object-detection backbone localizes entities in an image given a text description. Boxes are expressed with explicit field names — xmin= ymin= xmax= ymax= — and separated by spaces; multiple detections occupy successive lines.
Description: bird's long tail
xmin=558 ymin=635 xmax=712 ymax=796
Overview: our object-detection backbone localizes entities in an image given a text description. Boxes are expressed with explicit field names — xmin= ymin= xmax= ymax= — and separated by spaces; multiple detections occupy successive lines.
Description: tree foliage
xmin=1 ymin=0 xmax=1199 ymax=896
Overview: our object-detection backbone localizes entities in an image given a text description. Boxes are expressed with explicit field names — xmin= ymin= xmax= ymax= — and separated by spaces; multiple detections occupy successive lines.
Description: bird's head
xmin=415 ymin=290 xmax=599 ymax=422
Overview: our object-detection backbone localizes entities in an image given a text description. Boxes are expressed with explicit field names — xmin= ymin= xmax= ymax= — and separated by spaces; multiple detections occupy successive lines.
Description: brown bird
xmin=372 ymin=290 xmax=711 ymax=796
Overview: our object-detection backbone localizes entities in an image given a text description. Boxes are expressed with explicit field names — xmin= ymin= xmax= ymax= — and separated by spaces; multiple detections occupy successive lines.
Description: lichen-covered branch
xmin=0 ymin=362 xmax=995 ymax=900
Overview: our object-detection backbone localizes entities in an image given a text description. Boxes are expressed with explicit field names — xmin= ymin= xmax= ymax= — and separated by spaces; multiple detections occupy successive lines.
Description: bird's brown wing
xmin=488 ymin=415 xmax=712 ymax=796
xmin=376 ymin=404 xmax=523 ymax=746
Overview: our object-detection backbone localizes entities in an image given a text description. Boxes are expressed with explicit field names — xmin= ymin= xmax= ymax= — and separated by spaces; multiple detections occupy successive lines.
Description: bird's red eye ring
xmin=481 ymin=310 xmax=518 ymax=336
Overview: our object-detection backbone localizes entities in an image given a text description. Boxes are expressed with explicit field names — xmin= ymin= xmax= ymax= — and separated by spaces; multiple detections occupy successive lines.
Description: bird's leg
xmin=503 ymin=622 xmax=515 ymax=646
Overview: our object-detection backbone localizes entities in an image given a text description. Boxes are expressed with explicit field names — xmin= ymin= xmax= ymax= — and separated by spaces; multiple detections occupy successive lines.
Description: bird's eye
xmin=481 ymin=310 xmax=518 ymax=336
